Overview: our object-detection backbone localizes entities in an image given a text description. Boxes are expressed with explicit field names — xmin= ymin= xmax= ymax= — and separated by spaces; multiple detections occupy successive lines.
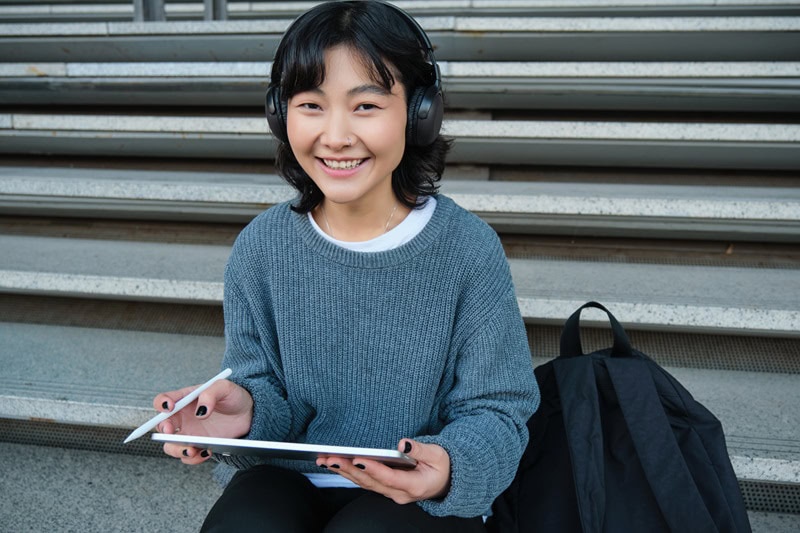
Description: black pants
xmin=201 ymin=464 xmax=487 ymax=532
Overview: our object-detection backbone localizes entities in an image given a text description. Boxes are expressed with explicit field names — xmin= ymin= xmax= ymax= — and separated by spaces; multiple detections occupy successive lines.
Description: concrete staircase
xmin=1 ymin=1 xmax=798 ymax=530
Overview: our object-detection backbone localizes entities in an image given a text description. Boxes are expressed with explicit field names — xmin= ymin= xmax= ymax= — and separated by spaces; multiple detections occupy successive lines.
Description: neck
xmin=316 ymin=199 xmax=408 ymax=242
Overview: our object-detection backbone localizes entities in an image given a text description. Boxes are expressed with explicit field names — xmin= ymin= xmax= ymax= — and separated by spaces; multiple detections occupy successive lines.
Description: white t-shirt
xmin=304 ymin=196 xmax=436 ymax=488
xmin=308 ymin=197 xmax=437 ymax=253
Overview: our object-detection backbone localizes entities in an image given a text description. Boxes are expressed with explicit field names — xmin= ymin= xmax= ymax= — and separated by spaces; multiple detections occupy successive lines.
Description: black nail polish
xmin=200 ymin=450 xmax=210 ymax=458
xmin=330 ymin=464 xmax=340 ymax=469
xmin=319 ymin=464 xmax=328 ymax=469
xmin=355 ymin=463 xmax=366 ymax=470
xmin=196 ymin=405 xmax=207 ymax=417
xmin=162 ymin=401 xmax=169 ymax=410
xmin=403 ymin=441 xmax=412 ymax=454
xmin=182 ymin=449 xmax=189 ymax=457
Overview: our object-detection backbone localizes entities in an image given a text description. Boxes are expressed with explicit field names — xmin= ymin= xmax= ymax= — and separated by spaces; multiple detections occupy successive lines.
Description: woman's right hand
xmin=153 ymin=379 xmax=253 ymax=464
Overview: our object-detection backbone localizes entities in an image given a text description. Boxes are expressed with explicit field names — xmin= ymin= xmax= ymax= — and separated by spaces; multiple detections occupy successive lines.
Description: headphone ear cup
xmin=406 ymin=84 xmax=444 ymax=147
xmin=265 ymin=85 xmax=289 ymax=143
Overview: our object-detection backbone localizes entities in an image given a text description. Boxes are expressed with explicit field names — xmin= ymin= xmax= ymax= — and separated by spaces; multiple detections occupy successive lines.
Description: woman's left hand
xmin=316 ymin=439 xmax=450 ymax=504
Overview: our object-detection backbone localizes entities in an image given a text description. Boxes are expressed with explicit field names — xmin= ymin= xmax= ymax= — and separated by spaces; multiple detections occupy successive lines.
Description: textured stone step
xmin=1 ymin=440 xmax=796 ymax=531
xmin=0 ymin=233 xmax=797 ymax=336
xmin=2 ymin=60 xmax=797 ymax=111
xmin=1 ymin=322 xmax=797 ymax=490
xmin=2 ymin=16 xmax=798 ymax=61
xmin=1 ymin=165 xmax=798 ymax=241
xmin=2 ymin=114 xmax=798 ymax=170
xmin=0 ymin=442 xmax=221 ymax=533
xmin=2 ymin=0 xmax=799 ymax=23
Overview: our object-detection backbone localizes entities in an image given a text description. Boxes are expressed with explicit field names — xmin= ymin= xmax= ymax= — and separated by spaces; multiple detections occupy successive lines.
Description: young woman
xmin=153 ymin=2 xmax=539 ymax=530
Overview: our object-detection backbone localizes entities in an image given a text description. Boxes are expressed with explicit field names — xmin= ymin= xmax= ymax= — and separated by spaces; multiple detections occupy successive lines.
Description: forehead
xmin=281 ymin=40 xmax=401 ymax=99
xmin=320 ymin=46 xmax=394 ymax=88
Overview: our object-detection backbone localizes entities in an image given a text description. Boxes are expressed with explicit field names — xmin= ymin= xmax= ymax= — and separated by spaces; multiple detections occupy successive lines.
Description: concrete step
xmin=1 ymin=165 xmax=798 ymax=241
xmin=0 ymin=441 xmax=221 ymax=533
xmin=0 ymin=441 xmax=796 ymax=532
xmin=0 ymin=233 xmax=797 ymax=336
xmin=3 ymin=0 xmax=799 ymax=23
xmin=0 ymin=322 xmax=223 ymax=428
xmin=0 ymin=322 xmax=797 ymax=511
xmin=2 ymin=114 xmax=798 ymax=170
xmin=0 ymin=3 xmax=133 ymax=23
xmin=3 ymin=60 xmax=798 ymax=111
xmin=2 ymin=15 xmax=798 ymax=61
xmin=0 ymin=233 xmax=228 ymax=304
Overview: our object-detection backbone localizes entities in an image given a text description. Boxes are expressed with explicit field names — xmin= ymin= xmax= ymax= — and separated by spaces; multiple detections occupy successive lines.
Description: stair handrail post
xmin=204 ymin=0 xmax=228 ymax=21
xmin=133 ymin=0 xmax=166 ymax=22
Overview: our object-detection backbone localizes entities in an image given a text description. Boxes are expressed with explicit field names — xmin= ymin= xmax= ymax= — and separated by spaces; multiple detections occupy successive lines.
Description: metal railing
xmin=134 ymin=0 xmax=227 ymax=21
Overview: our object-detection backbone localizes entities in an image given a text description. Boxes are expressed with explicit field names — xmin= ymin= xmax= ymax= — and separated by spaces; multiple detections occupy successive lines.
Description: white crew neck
xmin=308 ymin=197 xmax=437 ymax=253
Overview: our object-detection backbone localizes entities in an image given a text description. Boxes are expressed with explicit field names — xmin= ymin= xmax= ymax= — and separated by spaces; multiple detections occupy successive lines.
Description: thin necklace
xmin=321 ymin=202 xmax=398 ymax=239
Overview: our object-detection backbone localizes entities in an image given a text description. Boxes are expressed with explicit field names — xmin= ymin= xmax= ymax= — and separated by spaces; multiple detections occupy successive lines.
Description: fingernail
xmin=195 ymin=405 xmax=207 ymax=417
xmin=200 ymin=450 xmax=210 ymax=458
xmin=403 ymin=441 xmax=412 ymax=454
xmin=182 ymin=449 xmax=189 ymax=457
xmin=330 ymin=464 xmax=340 ymax=469
xmin=355 ymin=463 xmax=366 ymax=470
xmin=319 ymin=464 xmax=328 ymax=469
xmin=162 ymin=401 xmax=169 ymax=410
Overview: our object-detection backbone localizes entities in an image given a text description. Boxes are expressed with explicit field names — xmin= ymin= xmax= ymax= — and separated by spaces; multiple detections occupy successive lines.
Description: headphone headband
xmin=383 ymin=1 xmax=441 ymax=87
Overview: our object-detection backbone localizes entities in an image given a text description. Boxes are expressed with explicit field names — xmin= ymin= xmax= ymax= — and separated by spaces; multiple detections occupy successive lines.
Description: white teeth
xmin=323 ymin=159 xmax=364 ymax=170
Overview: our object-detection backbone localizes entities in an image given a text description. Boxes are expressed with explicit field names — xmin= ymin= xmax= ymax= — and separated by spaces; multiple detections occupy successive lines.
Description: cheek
xmin=362 ymin=111 xmax=407 ymax=159
xmin=285 ymin=117 xmax=320 ymax=177
xmin=285 ymin=118 xmax=303 ymax=149
xmin=285 ymin=110 xmax=314 ymax=151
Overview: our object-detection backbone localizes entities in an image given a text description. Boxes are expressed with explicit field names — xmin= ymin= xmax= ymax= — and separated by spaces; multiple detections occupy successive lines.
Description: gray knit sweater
xmin=219 ymin=195 xmax=539 ymax=518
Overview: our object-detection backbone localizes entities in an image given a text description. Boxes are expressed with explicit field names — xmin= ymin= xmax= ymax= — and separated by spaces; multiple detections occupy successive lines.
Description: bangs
xmin=277 ymin=31 xmax=398 ymax=100
xmin=268 ymin=1 xmax=433 ymax=102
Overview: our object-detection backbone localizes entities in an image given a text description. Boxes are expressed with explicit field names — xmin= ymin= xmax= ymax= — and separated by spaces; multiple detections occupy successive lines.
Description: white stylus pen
xmin=123 ymin=368 xmax=233 ymax=444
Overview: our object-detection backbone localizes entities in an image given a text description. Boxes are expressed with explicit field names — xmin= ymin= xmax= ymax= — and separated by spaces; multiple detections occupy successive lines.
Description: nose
xmin=320 ymin=110 xmax=352 ymax=150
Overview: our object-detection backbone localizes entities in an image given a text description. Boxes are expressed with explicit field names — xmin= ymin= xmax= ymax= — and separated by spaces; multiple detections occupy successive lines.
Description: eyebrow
xmin=302 ymin=84 xmax=391 ymax=97
xmin=348 ymin=84 xmax=391 ymax=97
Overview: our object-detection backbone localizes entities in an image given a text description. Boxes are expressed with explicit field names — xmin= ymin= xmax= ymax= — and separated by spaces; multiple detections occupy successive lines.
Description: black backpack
xmin=488 ymin=302 xmax=751 ymax=533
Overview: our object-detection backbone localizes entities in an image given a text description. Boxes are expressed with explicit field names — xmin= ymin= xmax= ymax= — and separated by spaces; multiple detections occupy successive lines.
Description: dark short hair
xmin=270 ymin=0 xmax=451 ymax=213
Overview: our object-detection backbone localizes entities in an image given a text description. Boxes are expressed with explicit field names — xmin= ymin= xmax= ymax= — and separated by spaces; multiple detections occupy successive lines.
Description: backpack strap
xmin=606 ymin=357 xmax=719 ymax=532
xmin=553 ymin=301 xmax=632 ymax=533
xmin=553 ymin=356 xmax=606 ymax=533
xmin=560 ymin=301 xmax=632 ymax=358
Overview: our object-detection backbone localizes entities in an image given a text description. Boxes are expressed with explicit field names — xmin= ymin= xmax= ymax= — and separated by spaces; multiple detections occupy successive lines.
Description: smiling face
xmin=285 ymin=45 xmax=408 ymax=213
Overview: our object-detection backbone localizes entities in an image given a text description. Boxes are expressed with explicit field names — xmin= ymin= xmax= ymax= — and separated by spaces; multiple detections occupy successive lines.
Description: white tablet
xmin=152 ymin=433 xmax=417 ymax=469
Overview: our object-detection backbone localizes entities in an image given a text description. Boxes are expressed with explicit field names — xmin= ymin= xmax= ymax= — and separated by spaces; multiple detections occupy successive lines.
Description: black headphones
xmin=265 ymin=1 xmax=443 ymax=147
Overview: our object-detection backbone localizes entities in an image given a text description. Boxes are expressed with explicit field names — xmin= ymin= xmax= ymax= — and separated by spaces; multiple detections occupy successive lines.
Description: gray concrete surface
xmin=3 ymin=114 xmax=798 ymax=170
xmin=3 ymin=60 xmax=799 ymax=79
xmin=2 ymin=322 xmax=798 ymax=484
xmin=4 ymin=60 xmax=797 ymax=111
xmin=3 ymin=15 xmax=799 ymax=37
xmin=1 ymin=165 xmax=797 ymax=241
xmin=2 ymin=166 xmax=798 ymax=222
xmin=0 ymin=442 xmax=797 ymax=532
xmin=6 ymin=113 xmax=799 ymax=142
xmin=2 ymin=0 xmax=800 ymax=22
xmin=5 ymin=14 xmax=797 ymax=62
xmin=1 ymin=234 xmax=798 ymax=334
xmin=0 ymin=442 xmax=222 ymax=533
xmin=0 ymin=322 xmax=223 ymax=427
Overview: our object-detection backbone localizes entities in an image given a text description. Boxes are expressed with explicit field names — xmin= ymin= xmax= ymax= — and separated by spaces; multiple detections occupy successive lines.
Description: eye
xmin=299 ymin=102 xmax=321 ymax=111
xmin=356 ymin=103 xmax=379 ymax=112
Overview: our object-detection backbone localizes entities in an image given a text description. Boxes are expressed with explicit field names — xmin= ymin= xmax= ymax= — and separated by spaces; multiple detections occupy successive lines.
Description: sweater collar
xmin=292 ymin=195 xmax=454 ymax=268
